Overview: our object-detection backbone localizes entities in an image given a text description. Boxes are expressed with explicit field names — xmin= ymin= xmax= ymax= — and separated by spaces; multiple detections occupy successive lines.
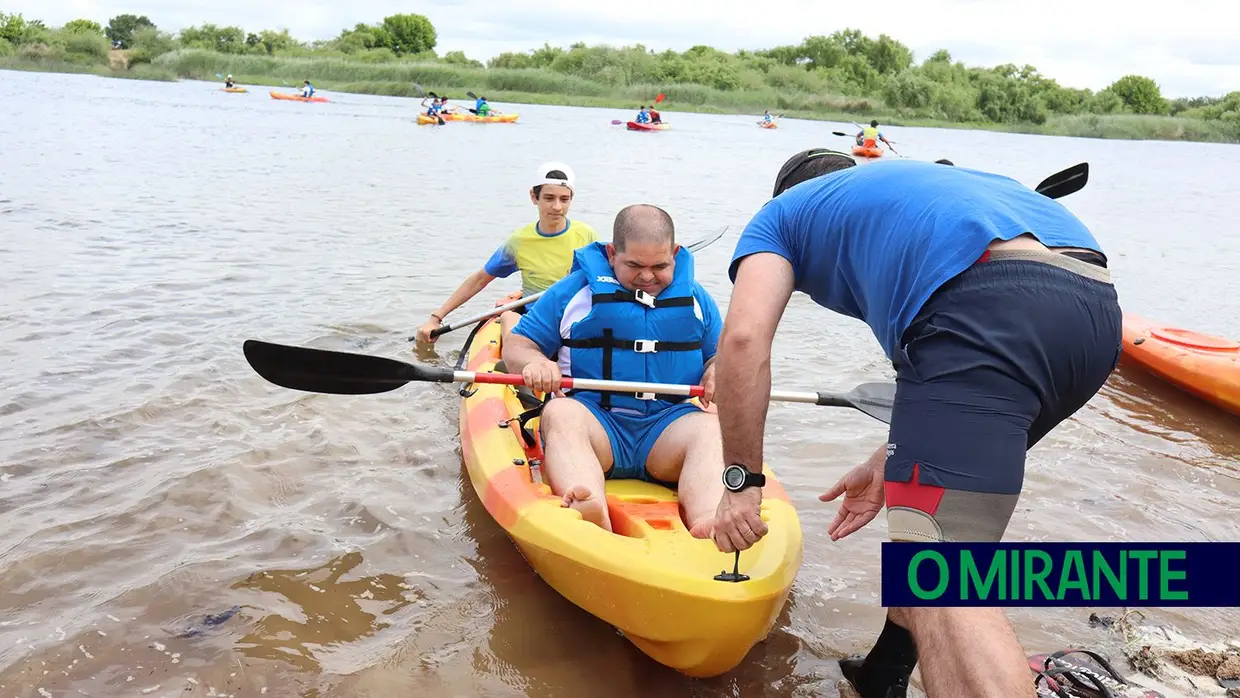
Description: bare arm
xmin=715 ymin=253 xmax=796 ymax=474
xmin=500 ymin=332 xmax=549 ymax=373
xmin=431 ymin=269 xmax=495 ymax=320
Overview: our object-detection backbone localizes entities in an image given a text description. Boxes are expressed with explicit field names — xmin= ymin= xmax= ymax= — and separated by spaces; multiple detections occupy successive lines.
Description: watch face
xmin=724 ymin=466 xmax=746 ymax=489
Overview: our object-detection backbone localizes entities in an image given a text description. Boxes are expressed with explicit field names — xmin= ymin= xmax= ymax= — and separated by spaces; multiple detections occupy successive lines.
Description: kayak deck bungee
xmin=852 ymin=144 xmax=883 ymax=158
xmin=1121 ymin=313 xmax=1240 ymax=417
xmin=627 ymin=121 xmax=670 ymax=131
xmin=416 ymin=112 xmax=519 ymax=124
xmin=269 ymin=91 xmax=329 ymax=103
xmin=457 ymin=314 xmax=802 ymax=677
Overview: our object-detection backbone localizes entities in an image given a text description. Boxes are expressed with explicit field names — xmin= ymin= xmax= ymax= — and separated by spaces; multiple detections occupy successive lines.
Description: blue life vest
xmin=561 ymin=243 xmax=705 ymax=416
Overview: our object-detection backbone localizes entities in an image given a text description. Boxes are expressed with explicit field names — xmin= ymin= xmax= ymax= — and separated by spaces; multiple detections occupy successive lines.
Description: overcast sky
xmin=11 ymin=0 xmax=1239 ymax=98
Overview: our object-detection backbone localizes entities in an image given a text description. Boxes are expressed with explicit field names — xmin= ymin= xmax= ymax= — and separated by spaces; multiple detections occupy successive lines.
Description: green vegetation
xmin=3 ymin=10 xmax=1238 ymax=142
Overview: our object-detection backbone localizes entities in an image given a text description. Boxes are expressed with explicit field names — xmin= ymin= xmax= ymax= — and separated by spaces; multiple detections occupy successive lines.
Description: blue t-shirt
xmin=512 ymin=270 xmax=724 ymax=363
xmin=729 ymin=160 xmax=1103 ymax=360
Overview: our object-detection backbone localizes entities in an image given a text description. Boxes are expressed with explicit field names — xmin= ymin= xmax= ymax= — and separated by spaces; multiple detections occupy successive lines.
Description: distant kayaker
xmin=415 ymin=162 xmax=599 ymax=345
xmin=635 ymin=106 xmax=650 ymax=124
xmin=224 ymin=74 xmax=236 ymax=88
xmin=707 ymin=152 xmax=1121 ymax=698
xmin=501 ymin=205 xmax=727 ymax=536
xmin=300 ymin=80 xmax=315 ymax=98
xmin=421 ymin=97 xmax=442 ymax=117
xmin=649 ymin=107 xmax=662 ymax=124
xmin=476 ymin=97 xmax=492 ymax=117
xmin=855 ymin=119 xmax=892 ymax=150
xmin=762 ymin=110 xmax=773 ymax=124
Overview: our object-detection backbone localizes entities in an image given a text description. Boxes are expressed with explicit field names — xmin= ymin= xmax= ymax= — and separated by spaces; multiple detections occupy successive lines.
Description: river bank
xmin=2 ymin=50 xmax=1236 ymax=144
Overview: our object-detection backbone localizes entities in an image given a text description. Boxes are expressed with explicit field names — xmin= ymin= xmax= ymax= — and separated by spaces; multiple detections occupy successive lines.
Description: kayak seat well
xmin=608 ymin=496 xmax=686 ymax=538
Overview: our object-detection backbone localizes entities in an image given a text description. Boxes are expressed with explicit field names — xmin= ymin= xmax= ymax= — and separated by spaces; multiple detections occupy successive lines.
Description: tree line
xmin=3 ymin=11 xmax=1238 ymax=126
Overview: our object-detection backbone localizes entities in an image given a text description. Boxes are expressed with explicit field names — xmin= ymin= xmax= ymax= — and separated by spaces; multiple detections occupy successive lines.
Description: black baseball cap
xmin=772 ymin=148 xmax=856 ymax=197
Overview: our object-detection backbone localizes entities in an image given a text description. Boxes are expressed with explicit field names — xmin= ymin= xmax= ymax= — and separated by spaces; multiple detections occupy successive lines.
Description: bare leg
xmin=645 ymin=410 xmax=725 ymax=537
xmin=537 ymin=398 xmax=615 ymax=531
xmin=890 ymin=606 xmax=1032 ymax=698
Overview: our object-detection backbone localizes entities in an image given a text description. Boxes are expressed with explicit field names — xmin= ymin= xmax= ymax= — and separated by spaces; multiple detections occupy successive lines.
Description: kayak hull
xmin=269 ymin=91 xmax=328 ymax=103
xmin=852 ymin=144 xmax=883 ymax=158
xmin=1121 ymin=313 xmax=1240 ymax=416
xmin=417 ymin=112 xmax=520 ymax=124
xmin=627 ymin=121 xmax=670 ymax=131
xmin=458 ymin=316 xmax=802 ymax=677
xmin=221 ymin=87 xmax=247 ymax=93
xmin=760 ymin=122 xmax=777 ymax=129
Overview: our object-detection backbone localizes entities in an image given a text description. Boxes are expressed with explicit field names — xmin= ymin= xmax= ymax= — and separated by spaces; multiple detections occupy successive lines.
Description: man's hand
xmin=710 ymin=488 xmax=768 ymax=552
xmin=521 ymin=358 xmax=565 ymax=397
xmin=819 ymin=446 xmax=888 ymax=541
xmin=699 ymin=363 xmax=717 ymax=408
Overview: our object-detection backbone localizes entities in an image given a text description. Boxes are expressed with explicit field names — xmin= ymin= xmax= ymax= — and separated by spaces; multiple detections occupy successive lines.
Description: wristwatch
xmin=722 ymin=464 xmax=766 ymax=493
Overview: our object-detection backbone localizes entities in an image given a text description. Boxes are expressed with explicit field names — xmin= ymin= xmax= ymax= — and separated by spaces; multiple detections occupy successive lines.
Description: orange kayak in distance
xmin=1120 ymin=313 xmax=1240 ymax=417
xmin=269 ymin=91 xmax=329 ymax=103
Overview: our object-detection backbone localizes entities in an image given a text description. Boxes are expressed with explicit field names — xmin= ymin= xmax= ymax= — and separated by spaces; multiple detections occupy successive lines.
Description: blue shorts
xmin=574 ymin=399 xmax=703 ymax=485
xmin=883 ymin=254 xmax=1121 ymax=542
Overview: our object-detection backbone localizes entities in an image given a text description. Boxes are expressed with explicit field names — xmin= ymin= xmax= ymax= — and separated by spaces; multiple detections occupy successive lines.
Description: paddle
xmin=410 ymin=226 xmax=730 ymax=342
xmin=1033 ymin=162 xmax=1088 ymax=199
xmin=242 ymin=339 xmax=897 ymax=424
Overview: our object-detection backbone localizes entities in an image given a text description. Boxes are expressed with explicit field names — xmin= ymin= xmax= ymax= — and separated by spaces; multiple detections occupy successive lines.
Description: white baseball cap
xmin=535 ymin=162 xmax=575 ymax=192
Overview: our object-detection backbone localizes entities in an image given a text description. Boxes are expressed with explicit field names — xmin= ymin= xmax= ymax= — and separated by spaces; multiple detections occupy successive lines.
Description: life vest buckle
xmin=635 ymin=392 xmax=656 ymax=400
xmin=633 ymin=339 xmax=658 ymax=353
xmin=632 ymin=289 xmax=657 ymax=308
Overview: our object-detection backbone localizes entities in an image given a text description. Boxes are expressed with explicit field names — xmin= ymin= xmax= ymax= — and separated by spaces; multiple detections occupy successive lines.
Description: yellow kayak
xmin=417 ymin=112 xmax=520 ymax=125
xmin=458 ymin=315 xmax=803 ymax=677
xmin=221 ymin=87 xmax=247 ymax=93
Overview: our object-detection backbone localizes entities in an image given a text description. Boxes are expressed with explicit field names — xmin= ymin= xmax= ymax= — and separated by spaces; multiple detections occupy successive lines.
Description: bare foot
xmin=562 ymin=485 xmax=611 ymax=531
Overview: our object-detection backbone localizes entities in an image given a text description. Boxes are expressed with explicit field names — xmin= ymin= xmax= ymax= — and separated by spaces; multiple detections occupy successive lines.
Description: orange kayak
xmin=269 ymin=91 xmax=328 ymax=103
xmin=458 ymin=314 xmax=802 ymax=677
xmin=1121 ymin=313 xmax=1240 ymax=416
xmin=852 ymin=144 xmax=883 ymax=158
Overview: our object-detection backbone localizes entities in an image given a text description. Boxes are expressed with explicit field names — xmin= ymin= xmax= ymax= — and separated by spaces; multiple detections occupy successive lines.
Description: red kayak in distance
xmin=626 ymin=121 xmax=670 ymax=131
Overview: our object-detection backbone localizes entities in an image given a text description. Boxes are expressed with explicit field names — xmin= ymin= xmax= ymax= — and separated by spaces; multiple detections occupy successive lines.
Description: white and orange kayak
xmin=456 ymin=314 xmax=803 ymax=677
xmin=1121 ymin=313 xmax=1240 ymax=417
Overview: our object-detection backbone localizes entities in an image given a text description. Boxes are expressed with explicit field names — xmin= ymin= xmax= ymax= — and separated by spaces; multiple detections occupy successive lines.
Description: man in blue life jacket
xmin=635 ymin=106 xmax=650 ymax=124
xmin=301 ymin=80 xmax=315 ymax=98
xmin=502 ymin=204 xmax=727 ymax=536
xmin=707 ymin=150 xmax=1122 ymax=698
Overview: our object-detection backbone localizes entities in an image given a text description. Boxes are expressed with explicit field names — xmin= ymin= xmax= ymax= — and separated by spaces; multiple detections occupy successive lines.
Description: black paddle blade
xmin=817 ymin=382 xmax=895 ymax=424
xmin=1034 ymin=162 xmax=1088 ymax=199
xmin=242 ymin=340 xmax=453 ymax=395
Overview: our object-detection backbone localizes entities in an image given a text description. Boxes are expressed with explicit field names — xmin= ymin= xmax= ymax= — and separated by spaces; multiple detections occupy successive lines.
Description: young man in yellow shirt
xmin=416 ymin=162 xmax=599 ymax=344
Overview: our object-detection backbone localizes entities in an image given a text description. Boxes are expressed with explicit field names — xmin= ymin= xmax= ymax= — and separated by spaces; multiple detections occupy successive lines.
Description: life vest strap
xmin=561 ymin=337 xmax=701 ymax=353
xmin=591 ymin=290 xmax=694 ymax=309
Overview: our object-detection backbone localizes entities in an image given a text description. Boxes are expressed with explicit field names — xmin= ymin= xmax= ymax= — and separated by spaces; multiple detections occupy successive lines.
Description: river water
xmin=1 ymin=70 xmax=1238 ymax=697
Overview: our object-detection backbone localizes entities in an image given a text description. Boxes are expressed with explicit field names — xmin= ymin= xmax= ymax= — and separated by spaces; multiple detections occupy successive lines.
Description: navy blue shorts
xmin=882 ymin=255 xmax=1122 ymax=542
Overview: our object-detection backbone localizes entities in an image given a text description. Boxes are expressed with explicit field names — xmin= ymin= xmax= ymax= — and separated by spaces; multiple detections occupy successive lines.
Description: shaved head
xmin=612 ymin=204 xmax=675 ymax=252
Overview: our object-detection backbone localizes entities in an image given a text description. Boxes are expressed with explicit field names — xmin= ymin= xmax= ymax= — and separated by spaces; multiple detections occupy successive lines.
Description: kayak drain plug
xmin=714 ymin=551 xmax=749 ymax=583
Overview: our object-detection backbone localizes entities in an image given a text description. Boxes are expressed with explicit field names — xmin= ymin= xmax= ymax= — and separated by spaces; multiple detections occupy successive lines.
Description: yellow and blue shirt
xmin=484 ymin=219 xmax=599 ymax=295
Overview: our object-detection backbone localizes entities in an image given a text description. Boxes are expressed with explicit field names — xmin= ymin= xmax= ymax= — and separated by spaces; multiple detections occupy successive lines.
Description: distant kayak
xmin=221 ymin=87 xmax=247 ymax=93
xmin=759 ymin=121 xmax=777 ymax=129
xmin=269 ymin=91 xmax=328 ymax=103
xmin=416 ymin=112 xmax=520 ymax=125
xmin=852 ymin=144 xmax=883 ymax=158
xmin=627 ymin=121 xmax=670 ymax=131
xmin=1121 ymin=313 xmax=1240 ymax=417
